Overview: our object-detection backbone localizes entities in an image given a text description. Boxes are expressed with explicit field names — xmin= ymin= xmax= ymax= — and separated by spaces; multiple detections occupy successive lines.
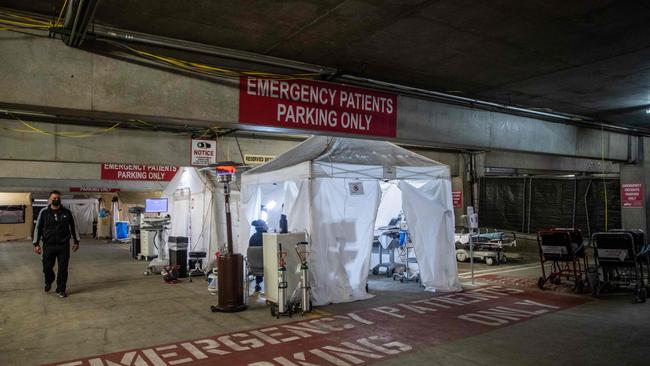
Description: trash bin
xmin=115 ymin=221 xmax=129 ymax=241
xmin=169 ymin=236 xmax=189 ymax=278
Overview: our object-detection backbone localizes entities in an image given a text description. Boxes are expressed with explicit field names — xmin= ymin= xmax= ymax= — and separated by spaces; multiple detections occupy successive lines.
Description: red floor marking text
xmin=48 ymin=286 xmax=589 ymax=366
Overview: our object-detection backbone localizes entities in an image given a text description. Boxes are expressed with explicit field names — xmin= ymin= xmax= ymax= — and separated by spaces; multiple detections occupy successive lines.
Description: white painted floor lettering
xmin=371 ymin=306 xmax=406 ymax=318
xmin=458 ymin=297 xmax=560 ymax=327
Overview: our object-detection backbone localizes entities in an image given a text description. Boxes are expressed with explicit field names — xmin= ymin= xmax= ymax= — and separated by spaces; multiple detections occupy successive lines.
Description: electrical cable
xmin=0 ymin=18 xmax=50 ymax=28
xmin=54 ymin=0 xmax=69 ymax=27
xmin=0 ymin=12 xmax=51 ymax=26
xmin=99 ymin=39 xmax=320 ymax=81
xmin=233 ymin=132 xmax=246 ymax=163
xmin=14 ymin=119 xmax=120 ymax=138
xmin=601 ymin=124 xmax=608 ymax=231
xmin=0 ymin=9 xmax=52 ymax=33
xmin=3 ymin=113 xmax=223 ymax=139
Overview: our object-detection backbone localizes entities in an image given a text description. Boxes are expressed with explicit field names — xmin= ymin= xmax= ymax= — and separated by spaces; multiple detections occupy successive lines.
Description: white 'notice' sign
xmin=190 ymin=139 xmax=216 ymax=166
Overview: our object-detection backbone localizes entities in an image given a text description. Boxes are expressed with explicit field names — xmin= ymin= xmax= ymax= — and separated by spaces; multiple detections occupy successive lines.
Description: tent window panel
xmin=0 ymin=205 xmax=26 ymax=224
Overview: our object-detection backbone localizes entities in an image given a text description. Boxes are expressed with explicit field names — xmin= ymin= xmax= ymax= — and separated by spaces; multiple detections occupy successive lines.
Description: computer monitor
xmin=145 ymin=198 xmax=168 ymax=213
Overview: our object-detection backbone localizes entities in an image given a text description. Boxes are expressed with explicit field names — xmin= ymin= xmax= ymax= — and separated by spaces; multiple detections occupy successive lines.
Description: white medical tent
xmin=162 ymin=167 xmax=218 ymax=265
xmin=63 ymin=199 xmax=98 ymax=235
xmin=239 ymin=136 xmax=461 ymax=306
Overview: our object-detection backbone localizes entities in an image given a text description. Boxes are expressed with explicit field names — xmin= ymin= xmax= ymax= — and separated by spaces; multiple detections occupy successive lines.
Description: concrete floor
xmin=0 ymin=239 xmax=648 ymax=366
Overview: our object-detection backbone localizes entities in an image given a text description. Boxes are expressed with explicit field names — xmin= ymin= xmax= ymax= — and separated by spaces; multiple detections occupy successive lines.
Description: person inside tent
xmin=249 ymin=219 xmax=268 ymax=292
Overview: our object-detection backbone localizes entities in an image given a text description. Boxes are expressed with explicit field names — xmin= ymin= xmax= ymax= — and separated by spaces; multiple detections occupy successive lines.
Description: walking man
xmin=33 ymin=190 xmax=80 ymax=298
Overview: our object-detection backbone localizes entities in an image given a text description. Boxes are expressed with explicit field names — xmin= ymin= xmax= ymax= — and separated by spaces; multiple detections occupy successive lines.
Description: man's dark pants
xmin=42 ymin=244 xmax=70 ymax=293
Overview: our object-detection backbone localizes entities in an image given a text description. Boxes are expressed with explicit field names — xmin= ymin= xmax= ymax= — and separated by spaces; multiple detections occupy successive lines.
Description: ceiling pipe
xmin=77 ymin=0 xmax=101 ymax=46
xmin=1 ymin=6 xmax=643 ymax=135
xmin=86 ymin=25 xmax=648 ymax=134
xmin=91 ymin=25 xmax=337 ymax=75
xmin=338 ymin=74 xmax=586 ymax=122
xmin=62 ymin=0 xmax=76 ymax=28
xmin=62 ymin=0 xmax=100 ymax=47
xmin=66 ymin=0 xmax=84 ymax=46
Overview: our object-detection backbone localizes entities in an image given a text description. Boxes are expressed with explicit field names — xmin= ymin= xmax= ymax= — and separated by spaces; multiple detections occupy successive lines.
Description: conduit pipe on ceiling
xmin=85 ymin=25 xmax=646 ymax=134
xmin=91 ymin=25 xmax=337 ymax=75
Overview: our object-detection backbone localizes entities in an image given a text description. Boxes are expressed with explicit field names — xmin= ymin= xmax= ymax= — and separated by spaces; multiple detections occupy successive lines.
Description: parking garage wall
xmin=479 ymin=177 xmax=621 ymax=236
xmin=0 ymin=192 xmax=32 ymax=242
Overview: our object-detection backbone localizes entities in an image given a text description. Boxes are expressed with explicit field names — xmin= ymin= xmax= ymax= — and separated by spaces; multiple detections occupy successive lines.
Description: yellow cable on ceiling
xmin=54 ymin=0 xmax=69 ymax=27
xmin=15 ymin=120 xmax=121 ymax=138
xmin=601 ymin=124 xmax=608 ymax=231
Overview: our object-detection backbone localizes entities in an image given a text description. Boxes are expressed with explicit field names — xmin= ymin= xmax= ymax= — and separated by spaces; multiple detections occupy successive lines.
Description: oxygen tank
xmin=207 ymin=268 xmax=218 ymax=295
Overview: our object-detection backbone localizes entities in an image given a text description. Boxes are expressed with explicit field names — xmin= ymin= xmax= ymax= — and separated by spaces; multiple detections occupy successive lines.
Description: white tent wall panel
xmin=162 ymin=167 xmax=218 ymax=265
xmin=239 ymin=137 xmax=461 ymax=306
xmin=63 ymin=199 xmax=98 ymax=235
xmin=375 ymin=182 xmax=403 ymax=229
xmin=399 ymin=179 xmax=460 ymax=292
xmin=284 ymin=180 xmax=311 ymax=235
xmin=169 ymin=189 xmax=190 ymax=238
xmin=188 ymin=190 xmax=217 ymax=254
xmin=310 ymin=178 xmax=380 ymax=305
xmin=235 ymin=185 xmax=261 ymax=255
xmin=239 ymin=162 xmax=311 ymax=186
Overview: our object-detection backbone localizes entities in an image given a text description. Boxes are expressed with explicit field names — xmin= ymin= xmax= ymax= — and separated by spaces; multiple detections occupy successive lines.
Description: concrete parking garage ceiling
xmin=3 ymin=0 xmax=650 ymax=129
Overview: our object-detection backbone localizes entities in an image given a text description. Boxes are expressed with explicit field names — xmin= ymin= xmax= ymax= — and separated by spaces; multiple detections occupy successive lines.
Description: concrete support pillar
xmin=620 ymin=137 xmax=650 ymax=233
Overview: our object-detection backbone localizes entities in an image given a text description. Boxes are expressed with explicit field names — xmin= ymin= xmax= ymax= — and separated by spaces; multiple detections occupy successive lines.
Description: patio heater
xmin=211 ymin=161 xmax=247 ymax=313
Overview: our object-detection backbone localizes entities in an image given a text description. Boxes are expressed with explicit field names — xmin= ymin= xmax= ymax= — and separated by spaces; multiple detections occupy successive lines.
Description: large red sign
xmin=452 ymin=191 xmax=463 ymax=208
xmin=239 ymin=76 xmax=398 ymax=137
xmin=101 ymin=164 xmax=178 ymax=181
xmin=621 ymin=183 xmax=644 ymax=208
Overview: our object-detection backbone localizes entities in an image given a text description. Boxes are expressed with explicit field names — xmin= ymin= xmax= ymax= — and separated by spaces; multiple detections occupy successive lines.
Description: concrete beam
xmin=484 ymin=151 xmax=620 ymax=174
xmin=0 ymin=32 xmax=236 ymax=123
xmin=0 ymin=161 xmax=168 ymax=192
xmin=397 ymin=97 xmax=633 ymax=161
xmin=0 ymin=121 xmax=299 ymax=166
xmin=0 ymin=32 xmax=636 ymax=160
xmin=0 ymin=121 xmax=463 ymax=176
xmin=0 ymin=177 xmax=166 ymax=192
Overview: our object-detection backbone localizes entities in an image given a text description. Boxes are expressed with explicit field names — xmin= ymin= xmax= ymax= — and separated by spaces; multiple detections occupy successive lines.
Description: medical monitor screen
xmin=145 ymin=198 xmax=168 ymax=213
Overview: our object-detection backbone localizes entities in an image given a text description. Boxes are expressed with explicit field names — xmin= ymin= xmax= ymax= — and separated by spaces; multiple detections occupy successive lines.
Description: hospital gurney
xmin=455 ymin=231 xmax=517 ymax=266
xmin=592 ymin=230 xmax=649 ymax=303
xmin=537 ymin=228 xmax=588 ymax=292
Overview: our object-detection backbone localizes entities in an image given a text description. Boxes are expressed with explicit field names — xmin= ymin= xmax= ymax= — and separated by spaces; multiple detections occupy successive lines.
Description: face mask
xmin=52 ymin=199 xmax=61 ymax=207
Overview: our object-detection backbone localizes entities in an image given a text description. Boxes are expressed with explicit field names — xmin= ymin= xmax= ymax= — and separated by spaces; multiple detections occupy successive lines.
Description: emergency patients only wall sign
xmin=621 ymin=183 xmax=644 ymax=208
xmin=190 ymin=139 xmax=217 ymax=166
xmin=239 ymin=76 xmax=397 ymax=137
xmin=101 ymin=164 xmax=178 ymax=181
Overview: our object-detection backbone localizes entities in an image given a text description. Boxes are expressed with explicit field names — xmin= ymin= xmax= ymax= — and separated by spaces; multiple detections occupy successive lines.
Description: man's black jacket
xmin=33 ymin=206 xmax=80 ymax=246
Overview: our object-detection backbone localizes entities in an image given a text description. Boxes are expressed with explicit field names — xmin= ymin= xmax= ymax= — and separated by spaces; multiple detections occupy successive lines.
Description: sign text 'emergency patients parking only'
xmin=101 ymin=164 xmax=178 ymax=181
xmin=239 ymin=76 xmax=398 ymax=137
xmin=621 ymin=183 xmax=644 ymax=208
xmin=191 ymin=139 xmax=217 ymax=166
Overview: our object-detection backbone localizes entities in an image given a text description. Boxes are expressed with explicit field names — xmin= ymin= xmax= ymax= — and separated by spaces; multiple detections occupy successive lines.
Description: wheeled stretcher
xmin=592 ymin=230 xmax=649 ymax=303
xmin=455 ymin=231 xmax=517 ymax=266
xmin=537 ymin=228 xmax=588 ymax=292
